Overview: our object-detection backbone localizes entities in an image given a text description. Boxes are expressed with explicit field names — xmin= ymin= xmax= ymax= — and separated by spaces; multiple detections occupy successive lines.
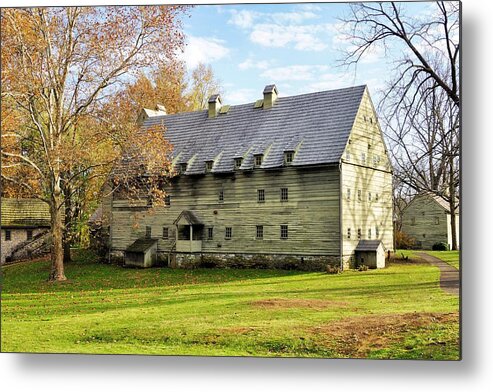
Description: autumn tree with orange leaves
xmin=1 ymin=6 xmax=189 ymax=281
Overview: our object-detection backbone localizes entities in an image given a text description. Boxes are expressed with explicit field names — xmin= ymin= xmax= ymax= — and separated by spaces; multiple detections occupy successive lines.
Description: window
xmin=164 ymin=194 xmax=171 ymax=206
xmin=280 ymin=187 xmax=288 ymax=202
xmin=357 ymin=189 xmax=362 ymax=202
xmin=357 ymin=228 xmax=362 ymax=240
xmin=284 ymin=151 xmax=294 ymax=165
xmin=234 ymin=158 xmax=242 ymax=169
xmin=411 ymin=217 xmax=416 ymax=225
xmin=347 ymin=188 xmax=351 ymax=201
xmin=360 ymin=152 xmax=366 ymax=164
xmin=26 ymin=230 xmax=33 ymax=241
xmin=280 ymin=225 xmax=288 ymax=239
xmin=5 ymin=230 xmax=11 ymax=241
xmin=208 ymin=227 xmax=214 ymax=240
xmin=256 ymin=225 xmax=264 ymax=239
xmin=368 ymin=192 xmax=372 ymax=202
xmin=219 ymin=190 xmax=224 ymax=202
xmin=225 ymin=227 xmax=232 ymax=239
xmin=162 ymin=227 xmax=169 ymax=239
xmin=373 ymin=155 xmax=380 ymax=167
xmin=257 ymin=189 xmax=265 ymax=203
xmin=145 ymin=226 xmax=151 ymax=238
xmin=205 ymin=161 xmax=213 ymax=172
xmin=368 ymin=143 xmax=372 ymax=150
xmin=435 ymin=216 xmax=440 ymax=225
xmin=255 ymin=155 xmax=263 ymax=167
xmin=375 ymin=226 xmax=379 ymax=238
xmin=346 ymin=151 xmax=351 ymax=161
xmin=375 ymin=193 xmax=379 ymax=202
xmin=347 ymin=228 xmax=351 ymax=239
xmin=368 ymin=228 xmax=372 ymax=239
xmin=180 ymin=163 xmax=187 ymax=173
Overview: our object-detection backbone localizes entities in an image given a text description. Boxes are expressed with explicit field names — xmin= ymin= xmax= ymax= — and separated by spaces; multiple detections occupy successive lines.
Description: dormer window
xmin=179 ymin=163 xmax=187 ymax=173
xmin=234 ymin=158 xmax=242 ymax=169
xmin=255 ymin=154 xmax=263 ymax=167
xmin=205 ymin=161 xmax=213 ymax=172
xmin=284 ymin=151 xmax=294 ymax=165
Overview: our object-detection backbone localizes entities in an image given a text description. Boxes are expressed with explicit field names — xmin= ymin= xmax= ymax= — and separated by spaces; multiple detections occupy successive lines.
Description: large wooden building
xmin=104 ymin=85 xmax=394 ymax=270
xmin=401 ymin=193 xmax=459 ymax=250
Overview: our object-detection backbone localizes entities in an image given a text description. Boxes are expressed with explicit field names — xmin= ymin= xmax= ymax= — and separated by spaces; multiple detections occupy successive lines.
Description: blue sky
xmin=177 ymin=2 xmax=435 ymax=106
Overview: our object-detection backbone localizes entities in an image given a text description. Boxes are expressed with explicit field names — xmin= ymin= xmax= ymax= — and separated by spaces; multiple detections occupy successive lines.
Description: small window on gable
xmin=368 ymin=192 xmax=372 ymax=202
xmin=368 ymin=143 xmax=372 ymax=150
xmin=360 ymin=153 xmax=366 ymax=165
xmin=256 ymin=225 xmax=264 ymax=239
xmin=219 ymin=190 xmax=224 ymax=202
xmin=375 ymin=226 xmax=379 ymax=238
xmin=255 ymin=155 xmax=263 ymax=167
xmin=347 ymin=188 xmax=351 ymax=201
xmin=225 ymin=227 xmax=232 ymax=240
xmin=347 ymin=228 xmax=351 ymax=239
xmin=357 ymin=228 xmax=362 ymax=240
xmin=346 ymin=151 xmax=351 ymax=161
xmin=435 ymin=216 xmax=440 ymax=225
xmin=257 ymin=189 xmax=265 ymax=203
xmin=164 ymin=195 xmax=171 ymax=206
xmin=375 ymin=193 xmax=379 ymax=202
xmin=162 ymin=227 xmax=169 ymax=239
xmin=357 ymin=189 xmax=362 ymax=202
xmin=234 ymin=158 xmax=242 ymax=169
xmin=205 ymin=161 xmax=213 ymax=172
xmin=5 ymin=230 xmax=11 ymax=241
xmin=373 ymin=155 xmax=379 ymax=167
xmin=411 ymin=217 xmax=416 ymax=225
xmin=208 ymin=227 xmax=214 ymax=240
xmin=284 ymin=151 xmax=294 ymax=165
xmin=26 ymin=230 xmax=33 ymax=241
xmin=145 ymin=226 xmax=151 ymax=239
xmin=370 ymin=117 xmax=373 ymax=124
xmin=368 ymin=228 xmax=372 ymax=239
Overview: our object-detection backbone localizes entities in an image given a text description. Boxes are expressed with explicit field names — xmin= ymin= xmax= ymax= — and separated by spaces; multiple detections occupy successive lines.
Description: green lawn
xmin=1 ymin=252 xmax=460 ymax=359
xmin=424 ymin=251 xmax=460 ymax=270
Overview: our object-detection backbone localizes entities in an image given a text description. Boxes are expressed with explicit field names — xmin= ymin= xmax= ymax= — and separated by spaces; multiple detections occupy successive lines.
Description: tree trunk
xmin=49 ymin=193 xmax=67 ymax=281
xmin=448 ymin=155 xmax=458 ymax=251
xmin=63 ymin=185 xmax=72 ymax=263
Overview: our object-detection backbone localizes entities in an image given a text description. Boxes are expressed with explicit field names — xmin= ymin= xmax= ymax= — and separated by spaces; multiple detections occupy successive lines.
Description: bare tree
xmin=340 ymin=1 xmax=460 ymax=249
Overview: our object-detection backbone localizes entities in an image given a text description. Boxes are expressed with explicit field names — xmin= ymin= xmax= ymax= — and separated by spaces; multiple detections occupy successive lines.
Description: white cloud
xmin=179 ymin=36 xmax=230 ymax=69
xmin=238 ymin=57 xmax=272 ymax=71
xmin=273 ymin=11 xmax=318 ymax=24
xmin=228 ymin=9 xmax=260 ymax=29
xmin=260 ymin=65 xmax=330 ymax=82
xmin=224 ymin=88 xmax=258 ymax=105
xmin=250 ymin=24 xmax=330 ymax=51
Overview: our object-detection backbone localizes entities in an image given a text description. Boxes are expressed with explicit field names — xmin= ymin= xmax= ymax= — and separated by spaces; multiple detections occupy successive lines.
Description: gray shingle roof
xmin=125 ymin=238 xmax=158 ymax=253
xmin=142 ymin=85 xmax=366 ymax=175
xmin=173 ymin=210 xmax=204 ymax=226
xmin=1 ymin=198 xmax=51 ymax=228
xmin=355 ymin=240 xmax=383 ymax=251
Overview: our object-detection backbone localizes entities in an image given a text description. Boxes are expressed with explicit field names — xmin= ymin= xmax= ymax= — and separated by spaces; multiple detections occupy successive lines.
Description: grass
xmin=395 ymin=249 xmax=460 ymax=270
xmin=1 ymin=251 xmax=460 ymax=359
xmin=424 ymin=251 xmax=460 ymax=270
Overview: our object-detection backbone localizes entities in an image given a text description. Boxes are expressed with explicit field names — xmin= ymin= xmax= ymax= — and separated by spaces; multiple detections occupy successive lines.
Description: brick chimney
xmin=208 ymin=94 xmax=222 ymax=118
xmin=263 ymin=84 xmax=278 ymax=109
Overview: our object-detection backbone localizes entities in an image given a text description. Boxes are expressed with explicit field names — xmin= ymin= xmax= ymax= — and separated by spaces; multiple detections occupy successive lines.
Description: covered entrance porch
xmin=173 ymin=210 xmax=204 ymax=253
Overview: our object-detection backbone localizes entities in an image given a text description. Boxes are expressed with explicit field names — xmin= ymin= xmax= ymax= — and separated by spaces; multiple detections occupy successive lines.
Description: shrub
xmin=357 ymin=264 xmax=369 ymax=271
xmin=326 ymin=265 xmax=341 ymax=274
xmin=395 ymin=230 xmax=415 ymax=249
xmin=432 ymin=242 xmax=449 ymax=251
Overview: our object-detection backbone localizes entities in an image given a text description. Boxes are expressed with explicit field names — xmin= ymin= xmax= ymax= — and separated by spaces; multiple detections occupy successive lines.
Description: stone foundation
xmin=171 ymin=252 xmax=340 ymax=271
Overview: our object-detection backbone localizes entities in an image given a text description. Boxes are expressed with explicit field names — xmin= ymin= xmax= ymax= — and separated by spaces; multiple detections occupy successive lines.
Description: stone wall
xmin=1 ymin=228 xmax=49 ymax=264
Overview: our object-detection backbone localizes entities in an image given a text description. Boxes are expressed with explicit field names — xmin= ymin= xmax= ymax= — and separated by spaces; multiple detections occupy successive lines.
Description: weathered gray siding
xmin=401 ymin=195 xmax=458 ymax=249
xmin=110 ymin=165 xmax=341 ymax=257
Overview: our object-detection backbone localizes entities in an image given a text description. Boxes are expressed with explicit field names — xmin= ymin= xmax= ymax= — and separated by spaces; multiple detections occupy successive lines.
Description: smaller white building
xmin=1 ymin=198 xmax=51 ymax=264
xmin=354 ymin=240 xmax=386 ymax=269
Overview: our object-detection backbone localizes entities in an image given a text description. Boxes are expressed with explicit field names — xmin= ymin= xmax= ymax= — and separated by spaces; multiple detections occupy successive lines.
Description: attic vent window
xmin=180 ymin=163 xmax=187 ymax=173
xmin=205 ymin=161 xmax=213 ymax=172
xmin=255 ymin=154 xmax=263 ymax=167
xmin=284 ymin=151 xmax=294 ymax=165
xmin=234 ymin=158 xmax=243 ymax=169
xmin=254 ymin=99 xmax=264 ymax=108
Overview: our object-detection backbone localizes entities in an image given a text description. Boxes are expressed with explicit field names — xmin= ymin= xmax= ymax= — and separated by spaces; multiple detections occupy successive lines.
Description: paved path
xmin=416 ymin=252 xmax=459 ymax=296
